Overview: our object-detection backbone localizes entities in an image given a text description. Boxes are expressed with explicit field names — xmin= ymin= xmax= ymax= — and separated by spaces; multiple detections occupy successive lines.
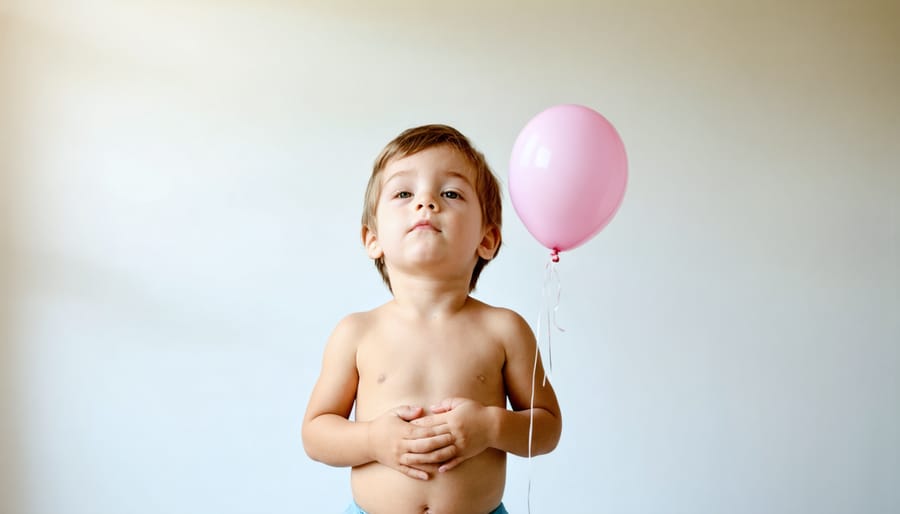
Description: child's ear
xmin=362 ymin=224 xmax=383 ymax=260
xmin=476 ymin=225 xmax=501 ymax=260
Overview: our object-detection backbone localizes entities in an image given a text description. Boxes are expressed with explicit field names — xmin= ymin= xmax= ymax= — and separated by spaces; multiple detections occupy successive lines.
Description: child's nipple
xmin=377 ymin=373 xmax=386 ymax=384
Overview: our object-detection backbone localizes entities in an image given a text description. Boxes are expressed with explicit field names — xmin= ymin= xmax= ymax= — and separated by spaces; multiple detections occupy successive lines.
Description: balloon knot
xmin=550 ymin=249 xmax=560 ymax=263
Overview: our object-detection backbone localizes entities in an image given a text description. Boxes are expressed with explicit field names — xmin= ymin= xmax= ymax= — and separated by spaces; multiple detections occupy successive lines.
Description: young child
xmin=302 ymin=125 xmax=562 ymax=514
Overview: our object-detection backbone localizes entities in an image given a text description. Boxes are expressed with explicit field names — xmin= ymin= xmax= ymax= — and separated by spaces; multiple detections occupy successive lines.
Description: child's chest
xmin=355 ymin=329 xmax=507 ymax=407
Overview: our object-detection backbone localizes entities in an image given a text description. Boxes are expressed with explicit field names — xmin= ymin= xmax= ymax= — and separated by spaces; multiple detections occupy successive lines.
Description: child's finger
xmin=405 ymin=432 xmax=454 ymax=454
xmin=393 ymin=405 xmax=425 ymax=421
xmin=397 ymin=465 xmax=429 ymax=481
xmin=438 ymin=457 xmax=464 ymax=473
xmin=430 ymin=397 xmax=463 ymax=413
xmin=402 ymin=444 xmax=457 ymax=466
xmin=409 ymin=415 xmax=435 ymax=426
xmin=404 ymin=420 xmax=451 ymax=438
xmin=409 ymin=414 xmax=449 ymax=427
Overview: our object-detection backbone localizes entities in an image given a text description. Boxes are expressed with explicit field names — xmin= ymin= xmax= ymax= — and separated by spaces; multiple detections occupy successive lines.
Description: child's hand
xmin=367 ymin=405 xmax=458 ymax=481
xmin=411 ymin=398 xmax=494 ymax=473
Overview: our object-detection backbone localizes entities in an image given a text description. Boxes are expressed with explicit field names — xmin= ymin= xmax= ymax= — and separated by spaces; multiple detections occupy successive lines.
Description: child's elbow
xmin=301 ymin=419 xmax=323 ymax=462
xmin=545 ymin=413 xmax=563 ymax=453
xmin=528 ymin=409 xmax=562 ymax=456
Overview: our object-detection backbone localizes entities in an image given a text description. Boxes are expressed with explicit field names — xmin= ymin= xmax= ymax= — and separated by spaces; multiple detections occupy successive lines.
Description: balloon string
xmin=527 ymin=326 xmax=538 ymax=514
xmin=541 ymin=258 xmax=565 ymax=386
xmin=528 ymin=254 xmax=565 ymax=514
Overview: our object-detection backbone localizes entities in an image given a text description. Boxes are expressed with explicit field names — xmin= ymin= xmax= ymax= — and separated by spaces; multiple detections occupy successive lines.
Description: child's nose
xmin=416 ymin=194 xmax=438 ymax=211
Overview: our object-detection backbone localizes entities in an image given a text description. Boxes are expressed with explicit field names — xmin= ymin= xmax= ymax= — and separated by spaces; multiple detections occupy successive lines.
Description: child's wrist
xmin=487 ymin=405 xmax=504 ymax=449
xmin=364 ymin=420 xmax=377 ymax=464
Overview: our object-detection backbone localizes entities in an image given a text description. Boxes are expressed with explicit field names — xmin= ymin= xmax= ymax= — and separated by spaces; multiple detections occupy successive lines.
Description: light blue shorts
xmin=345 ymin=501 xmax=508 ymax=513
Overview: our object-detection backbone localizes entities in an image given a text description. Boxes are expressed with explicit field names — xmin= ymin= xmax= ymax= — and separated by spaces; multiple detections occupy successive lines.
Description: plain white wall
xmin=3 ymin=1 xmax=898 ymax=513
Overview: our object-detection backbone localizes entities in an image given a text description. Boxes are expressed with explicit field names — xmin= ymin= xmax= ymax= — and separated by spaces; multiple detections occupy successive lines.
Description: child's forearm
xmin=489 ymin=406 xmax=562 ymax=457
xmin=302 ymin=414 xmax=373 ymax=467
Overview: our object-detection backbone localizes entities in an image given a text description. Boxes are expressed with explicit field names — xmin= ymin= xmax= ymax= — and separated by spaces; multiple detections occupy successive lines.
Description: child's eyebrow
xmin=437 ymin=170 xmax=477 ymax=190
xmin=443 ymin=170 xmax=473 ymax=184
xmin=382 ymin=170 xmax=413 ymax=187
xmin=382 ymin=169 xmax=475 ymax=188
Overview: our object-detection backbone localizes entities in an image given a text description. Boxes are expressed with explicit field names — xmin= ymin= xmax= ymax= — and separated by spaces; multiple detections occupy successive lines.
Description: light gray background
xmin=2 ymin=1 xmax=898 ymax=513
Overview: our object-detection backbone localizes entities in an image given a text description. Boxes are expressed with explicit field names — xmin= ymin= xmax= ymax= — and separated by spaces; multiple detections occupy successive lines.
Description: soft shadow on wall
xmin=0 ymin=10 xmax=24 ymax=514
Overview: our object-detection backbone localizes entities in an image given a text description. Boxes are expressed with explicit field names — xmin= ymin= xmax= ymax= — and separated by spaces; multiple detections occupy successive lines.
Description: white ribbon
xmin=527 ymin=257 xmax=565 ymax=514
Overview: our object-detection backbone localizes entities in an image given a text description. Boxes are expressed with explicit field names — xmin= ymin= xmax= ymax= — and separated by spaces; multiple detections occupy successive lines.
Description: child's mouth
xmin=411 ymin=221 xmax=439 ymax=232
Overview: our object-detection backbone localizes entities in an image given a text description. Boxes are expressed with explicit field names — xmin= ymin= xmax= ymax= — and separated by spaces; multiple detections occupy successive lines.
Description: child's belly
xmin=351 ymin=354 xmax=508 ymax=513
xmin=350 ymin=448 xmax=506 ymax=514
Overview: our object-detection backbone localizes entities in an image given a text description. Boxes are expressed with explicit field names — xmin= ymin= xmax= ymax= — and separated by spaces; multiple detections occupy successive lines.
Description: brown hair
xmin=362 ymin=124 xmax=502 ymax=292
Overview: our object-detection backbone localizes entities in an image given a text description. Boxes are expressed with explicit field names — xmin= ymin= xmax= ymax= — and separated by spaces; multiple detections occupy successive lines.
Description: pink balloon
xmin=509 ymin=104 xmax=628 ymax=255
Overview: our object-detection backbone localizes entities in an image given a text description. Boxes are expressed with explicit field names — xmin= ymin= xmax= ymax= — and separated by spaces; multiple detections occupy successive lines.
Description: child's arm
xmin=302 ymin=314 xmax=457 ymax=480
xmin=488 ymin=310 xmax=562 ymax=456
xmin=411 ymin=310 xmax=562 ymax=472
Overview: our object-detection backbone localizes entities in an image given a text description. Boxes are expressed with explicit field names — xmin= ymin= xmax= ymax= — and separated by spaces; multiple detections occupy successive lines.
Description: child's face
xmin=364 ymin=145 xmax=497 ymax=280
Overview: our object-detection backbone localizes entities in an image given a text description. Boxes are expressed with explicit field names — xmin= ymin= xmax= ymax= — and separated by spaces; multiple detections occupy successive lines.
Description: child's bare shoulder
xmin=468 ymin=299 xmax=532 ymax=341
xmin=327 ymin=307 xmax=384 ymax=348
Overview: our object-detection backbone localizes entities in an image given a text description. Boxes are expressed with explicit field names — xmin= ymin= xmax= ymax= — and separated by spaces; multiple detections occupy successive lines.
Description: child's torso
xmin=351 ymin=307 xmax=508 ymax=514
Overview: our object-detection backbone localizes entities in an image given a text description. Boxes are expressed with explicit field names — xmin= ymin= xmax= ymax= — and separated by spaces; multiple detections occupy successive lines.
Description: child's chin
xmin=400 ymin=250 xmax=459 ymax=269
xmin=404 ymin=252 xmax=447 ymax=265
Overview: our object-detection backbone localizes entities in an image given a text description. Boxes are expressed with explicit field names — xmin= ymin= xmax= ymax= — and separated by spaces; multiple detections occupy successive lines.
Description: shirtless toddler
xmin=302 ymin=125 xmax=562 ymax=514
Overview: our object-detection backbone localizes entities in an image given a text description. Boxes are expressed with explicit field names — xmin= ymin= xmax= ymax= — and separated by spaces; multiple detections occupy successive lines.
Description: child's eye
xmin=441 ymin=191 xmax=461 ymax=200
xmin=395 ymin=191 xmax=412 ymax=199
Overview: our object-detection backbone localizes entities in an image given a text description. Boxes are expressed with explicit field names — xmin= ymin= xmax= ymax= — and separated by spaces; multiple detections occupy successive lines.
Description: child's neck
xmin=388 ymin=273 xmax=471 ymax=320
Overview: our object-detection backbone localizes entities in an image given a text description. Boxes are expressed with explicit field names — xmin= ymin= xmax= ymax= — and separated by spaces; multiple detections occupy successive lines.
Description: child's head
xmin=362 ymin=124 xmax=502 ymax=293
